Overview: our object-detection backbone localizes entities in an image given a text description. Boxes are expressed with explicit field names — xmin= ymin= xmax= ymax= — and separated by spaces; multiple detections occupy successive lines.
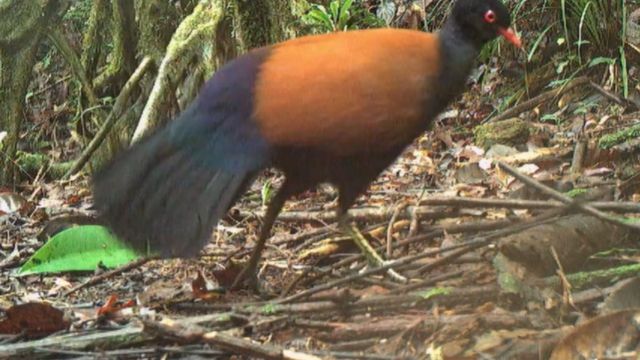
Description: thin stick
xmin=143 ymin=318 xmax=321 ymax=360
xmin=278 ymin=209 xmax=560 ymax=304
xmin=490 ymin=77 xmax=590 ymax=122
xmin=497 ymin=161 xmax=640 ymax=232
xmin=65 ymin=256 xmax=156 ymax=296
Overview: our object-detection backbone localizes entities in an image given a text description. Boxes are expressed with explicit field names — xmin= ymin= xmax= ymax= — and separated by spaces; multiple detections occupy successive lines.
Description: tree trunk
xmin=0 ymin=0 xmax=68 ymax=186
xmin=235 ymin=0 xmax=300 ymax=50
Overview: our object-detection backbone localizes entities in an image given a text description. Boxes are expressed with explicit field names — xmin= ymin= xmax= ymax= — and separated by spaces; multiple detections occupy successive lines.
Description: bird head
xmin=452 ymin=0 xmax=522 ymax=48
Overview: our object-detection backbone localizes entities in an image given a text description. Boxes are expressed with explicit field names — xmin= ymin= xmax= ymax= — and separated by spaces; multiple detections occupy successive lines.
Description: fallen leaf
xmin=550 ymin=310 xmax=640 ymax=359
xmin=192 ymin=270 xmax=226 ymax=300
xmin=0 ymin=302 xmax=69 ymax=338
xmin=0 ymin=192 xmax=28 ymax=215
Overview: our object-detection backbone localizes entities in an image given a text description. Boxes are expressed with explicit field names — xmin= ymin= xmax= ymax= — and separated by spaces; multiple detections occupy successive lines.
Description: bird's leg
xmin=231 ymin=182 xmax=289 ymax=291
xmin=337 ymin=211 xmax=407 ymax=283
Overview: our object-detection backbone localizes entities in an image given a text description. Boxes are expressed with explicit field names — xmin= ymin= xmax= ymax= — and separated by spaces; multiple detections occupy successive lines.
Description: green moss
xmin=260 ymin=303 xmax=278 ymax=315
xmin=16 ymin=152 xmax=73 ymax=179
xmin=598 ymin=124 xmax=640 ymax=149
xmin=135 ymin=0 xmax=181 ymax=63
xmin=565 ymin=188 xmax=588 ymax=198
xmin=418 ymin=287 xmax=452 ymax=300
xmin=544 ymin=263 xmax=640 ymax=290
xmin=473 ymin=118 xmax=530 ymax=149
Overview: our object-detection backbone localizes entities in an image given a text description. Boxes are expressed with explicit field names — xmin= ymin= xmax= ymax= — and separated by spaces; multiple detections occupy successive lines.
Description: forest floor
xmin=2 ymin=61 xmax=640 ymax=359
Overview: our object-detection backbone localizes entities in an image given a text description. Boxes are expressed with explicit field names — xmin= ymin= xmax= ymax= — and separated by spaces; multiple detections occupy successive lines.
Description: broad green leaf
xmin=18 ymin=225 xmax=140 ymax=276
xmin=338 ymin=0 xmax=354 ymax=29
xmin=306 ymin=8 xmax=333 ymax=29
xmin=329 ymin=1 xmax=340 ymax=23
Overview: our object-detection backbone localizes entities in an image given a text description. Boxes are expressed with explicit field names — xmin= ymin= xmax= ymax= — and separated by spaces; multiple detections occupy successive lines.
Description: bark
xmin=94 ymin=0 xmax=137 ymax=92
xmin=135 ymin=0 xmax=182 ymax=64
xmin=235 ymin=0 xmax=300 ymax=50
xmin=81 ymin=0 xmax=111 ymax=82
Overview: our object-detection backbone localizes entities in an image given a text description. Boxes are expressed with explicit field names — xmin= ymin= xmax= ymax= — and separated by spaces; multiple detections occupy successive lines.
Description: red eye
xmin=484 ymin=10 xmax=497 ymax=23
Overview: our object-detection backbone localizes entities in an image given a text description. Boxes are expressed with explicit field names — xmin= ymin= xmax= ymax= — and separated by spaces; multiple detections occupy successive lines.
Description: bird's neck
xmin=440 ymin=18 xmax=485 ymax=51
xmin=433 ymin=19 xmax=482 ymax=103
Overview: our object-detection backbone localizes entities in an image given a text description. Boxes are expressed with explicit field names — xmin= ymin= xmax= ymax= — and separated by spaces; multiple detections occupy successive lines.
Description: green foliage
xmin=18 ymin=225 xmax=140 ymax=275
xmin=565 ymin=188 xmax=588 ymax=198
xmin=261 ymin=179 xmax=273 ymax=207
xmin=561 ymin=0 xmax=625 ymax=54
xmin=418 ymin=287 xmax=451 ymax=299
xmin=598 ymin=124 xmax=640 ymax=149
xmin=63 ymin=0 xmax=94 ymax=33
xmin=302 ymin=0 xmax=383 ymax=33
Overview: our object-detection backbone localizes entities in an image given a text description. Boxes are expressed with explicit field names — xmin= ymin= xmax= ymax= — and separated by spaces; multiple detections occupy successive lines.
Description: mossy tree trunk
xmin=93 ymin=0 xmax=138 ymax=93
xmin=0 ymin=0 xmax=68 ymax=186
xmin=235 ymin=0 xmax=301 ymax=50
xmin=81 ymin=0 xmax=111 ymax=82
xmin=135 ymin=0 xmax=182 ymax=64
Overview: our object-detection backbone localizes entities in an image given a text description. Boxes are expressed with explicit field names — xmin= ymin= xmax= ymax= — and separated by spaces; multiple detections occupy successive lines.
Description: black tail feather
xmin=93 ymin=129 xmax=252 ymax=257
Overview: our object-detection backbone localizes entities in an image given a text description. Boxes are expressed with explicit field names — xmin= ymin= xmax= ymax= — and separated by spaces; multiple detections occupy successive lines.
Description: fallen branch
xmin=235 ymin=206 xmax=464 ymax=223
xmin=497 ymin=161 xmax=640 ymax=232
xmin=490 ymin=76 xmax=590 ymax=122
xmin=143 ymin=318 xmax=321 ymax=360
xmin=279 ymin=207 xmax=563 ymax=304
xmin=238 ymin=198 xmax=640 ymax=225
xmin=65 ymin=256 xmax=157 ymax=296
xmin=0 ymin=313 xmax=232 ymax=357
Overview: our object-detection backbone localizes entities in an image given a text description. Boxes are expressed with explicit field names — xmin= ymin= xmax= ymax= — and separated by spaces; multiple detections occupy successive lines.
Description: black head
xmin=450 ymin=0 xmax=521 ymax=48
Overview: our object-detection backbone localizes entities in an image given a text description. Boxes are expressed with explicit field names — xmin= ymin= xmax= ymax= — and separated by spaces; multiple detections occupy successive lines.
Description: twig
xmin=497 ymin=161 xmax=640 ymax=232
xmin=0 ymin=313 xmax=232 ymax=357
xmin=277 ymin=239 xmax=489 ymax=304
xmin=236 ymin=206 xmax=462 ymax=223
xmin=490 ymin=77 xmax=590 ymax=122
xmin=65 ymin=256 xmax=156 ymax=296
xmin=387 ymin=201 xmax=409 ymax=257
xmin=307 ymin=218 xmax=517 ymax=284
xmin=65 ymin=57 xmax=154 ymax=178
xmin=240 ymin=198 xmax=640 ymax=225
xmin=280 ymin=207 xmax=569 ymax=304
xmin=143 ymin=318 xmax=321 ymax=360
xmin=550 ymin=246 xmax=575 ymax=309
xmin=392 ymin=269 xmax=465 ymax=294
xmin=421 ymin=196 xmax=640 ymax=212
xmin=589 ymin=80 xmax=640 ymax=110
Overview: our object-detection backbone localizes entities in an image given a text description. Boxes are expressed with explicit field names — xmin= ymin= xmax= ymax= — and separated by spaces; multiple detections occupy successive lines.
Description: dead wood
xmin=498 ymin=161 xmax=640 ymax=232
xmin=311 ymin=313 xmax=531 ymax=343
xmin=490 ymin=77 xmax=590 ymax=122
xmin=499 ymin=214 xmax=638 ymax=276
xmin=143 ymin=318 xmax=320 ymax=360
xmin=0 ymin=313 xmax=234 ymax=357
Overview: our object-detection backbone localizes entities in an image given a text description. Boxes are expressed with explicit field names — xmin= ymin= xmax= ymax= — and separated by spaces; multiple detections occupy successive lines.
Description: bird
xmin=93 ymin=0 xmax=522 ymax=289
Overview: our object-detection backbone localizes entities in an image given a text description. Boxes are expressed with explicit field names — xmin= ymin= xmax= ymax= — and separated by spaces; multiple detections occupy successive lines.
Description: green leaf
xmin=588 ymin=56 xmax=616 ymax=67
xmin=305 ymin=7 xmax=333 ymax=30
xmin=376 ymin=0 xmax=396 ymax=25
xmin=338 ymin=0 xmax=354 ymax=29
xmin=527 ymin=24 xmax=554 ymax=62
xmin=18 ymin=225 xmax=140 ymax=276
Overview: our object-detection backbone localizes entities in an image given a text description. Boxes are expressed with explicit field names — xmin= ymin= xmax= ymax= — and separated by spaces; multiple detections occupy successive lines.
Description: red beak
xmin=498 ymin=27 xmax=522 ymax=48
